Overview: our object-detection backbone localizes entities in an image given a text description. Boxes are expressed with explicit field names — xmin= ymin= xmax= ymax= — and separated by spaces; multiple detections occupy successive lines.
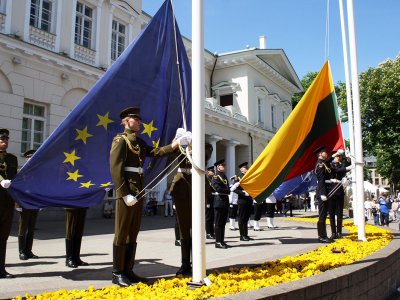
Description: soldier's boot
xmin=0 ymin=240 xmax=14 ymax=279
xmin=317 ymin=222 xmax=331 ymax=243
xmin=239 ymin=224 xmax=249 ymax=241
xmin=26 ymin=233 xmax=39 ymax=259
xmin=329 ymin=215 xmax=337 ymax=239
xmin=124 ymin=243 xmax=148 ymax=284
xmin=176 ymin=239 xmax=192 ymax=276
xmin=73 ymin=235 xmax=88 ymax=266
xmin=65 ymin=239 xmax=78 ymax=268
xmin=18 ymin=235 xmax=28 ymax=260
xmin=337 ymin=218 xmax=343 ymax=238
xmin=112 ymin=244 xmax=130 ymax=287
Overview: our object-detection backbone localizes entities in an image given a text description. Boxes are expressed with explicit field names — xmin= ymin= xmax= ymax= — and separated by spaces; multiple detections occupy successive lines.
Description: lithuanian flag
xmin=240 ymin=61 xmax=344 ymax=202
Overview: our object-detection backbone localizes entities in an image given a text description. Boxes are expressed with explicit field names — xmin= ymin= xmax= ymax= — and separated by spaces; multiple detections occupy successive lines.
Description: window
xmin=257 ymin=98 xmax=264 ymax=125
xmin=75 ymin=2 xmax=93 ymax=48
xmin=21 ymin=103 xmax=46 ymax=154
xmin=271 ymin=105 xmax=276 ymax=128
xmin=220 ymin=94 xmax=233 ymax=107
xmin=30 ymin=0 xmax=53 ymax=32
xmin=111 ymin=20 xmax=126 ymax=60
xmin=0 ymin=0 xmax=6 ymax=14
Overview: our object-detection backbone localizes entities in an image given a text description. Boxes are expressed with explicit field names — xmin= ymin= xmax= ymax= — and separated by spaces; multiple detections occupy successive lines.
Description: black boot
xmin=18 ymin=235 xmax=28 ymax=260
xmin=26 ymin=233 xmax=39 ymax=259
xmin=176 ymin=239 xmax=192 ymax=276
xmin=124 ymin=243 xmax=148 ymax=284
xmin=337 ymin=218 xmax=343 ymax=238
xmin=0 ymin=240 xmax=14 ymax=279
xmin=112 ymin=244 xmax=131 ymax=287
xmin=317 ymin=222 xmax=331 ymax=243
xmin=65 ymin=239 xmax=78 ymax=268
xmin=239 ymin=224 xmax=250 ymax=241
xmin=74 ymin=235 xmax=88 ymax=266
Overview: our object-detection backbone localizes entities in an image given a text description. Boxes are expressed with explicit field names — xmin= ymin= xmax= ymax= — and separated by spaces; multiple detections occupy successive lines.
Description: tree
xmin=291 ymin=72 xmax=318 ymax=108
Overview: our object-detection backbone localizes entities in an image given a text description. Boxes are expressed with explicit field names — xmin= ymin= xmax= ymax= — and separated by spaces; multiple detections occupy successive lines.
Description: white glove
xmin=16 ymin=207 xmax=22 ymax=212
xmin=123 ymin=194 xmax=138 ymax=206
xmin=337 ymin=149 xmax=345 ymax=155
xmin=175 ymin=128 xmax=186 ymax=139
xmin=105 ymin=188 xmax=111 ymax=192
xmin=345 ymin=148 xmax=351 ymax=157
xmin=206 ymin=204 xmax=210 ymax=208
xmin=230 ymin=182 xmax=240 ymax=191
xmin=0 ymin=179 xmax=11 ymax=189
xmin=346 ymin=165 xmax=353 ymax=171
xmin=244 ymin=191 xmax=249 ymax=197
xmin=321 ymin=195 xmax=327 ymax=201
xmin=176 ymin=135 xmax=188 ymax=146
xmin=184 ymin=131 xmax=192 ymax=145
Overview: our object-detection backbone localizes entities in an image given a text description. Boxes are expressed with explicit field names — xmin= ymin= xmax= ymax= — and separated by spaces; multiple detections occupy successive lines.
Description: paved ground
xmin=0 ymin=210 xmax=398 ymax=299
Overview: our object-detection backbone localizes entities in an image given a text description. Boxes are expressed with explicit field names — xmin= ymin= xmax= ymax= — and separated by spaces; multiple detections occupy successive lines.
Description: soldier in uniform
xmin=16 ymin=149 xmax=40 ymax=260
xmin=109 ymin=107 xmax=182 ymax=286
xmin=205 ymin=166 xmax=215 ymax=239
xmin=65 ymin=207 xmax=89 ymax=268
xmin=329 ymin=150 xmax=351 ymax=239
xmin=314 ymin=146 xmax=333 ymax=243
xmin=0 ymin=129 xmax=18 ymax=278
xmin=211 ymin=159 xmax=230 ymax=249
xmin=170 ymin=142 xmax=213 ymax=276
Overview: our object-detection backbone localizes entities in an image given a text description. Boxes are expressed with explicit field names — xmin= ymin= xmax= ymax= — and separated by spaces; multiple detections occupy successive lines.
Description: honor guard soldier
xmin=205 ymin=166 xmax=215 ymax=239
xmin=231 ymin=162 xmax=254 ymax=241
xmin=109 ymin=107 xmax=181 ymax=286
xmin=16 ymin=149 xmax=40 ymax=261
xmin=0 ymin=129 xmax=18 ymax=278
xmin=329 ymin=149 xmax=351 ymax=239
xmin=211 ymin=159 xmax=230 ymax=249
xmin=314 ymin=146 xmax=333 ymax=243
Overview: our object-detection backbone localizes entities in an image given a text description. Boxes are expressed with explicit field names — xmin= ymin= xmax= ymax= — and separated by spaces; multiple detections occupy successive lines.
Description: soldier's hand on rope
xmin=175 ymin=128 xmax=186 ymax=139
xmin=321 ymin=195 xmax=328 ymax=201
xmin=176 ymin=135 xmax=188 ymax=146
xmin=123 ymin=194 xmax=138 ymax=206
xmin=0 ymin=179 xmax=11 ymax=189
xmin=230 ymin=181 xmax=240 ymax=191
xmin=184 ymin=131 xmax=192 ymax=145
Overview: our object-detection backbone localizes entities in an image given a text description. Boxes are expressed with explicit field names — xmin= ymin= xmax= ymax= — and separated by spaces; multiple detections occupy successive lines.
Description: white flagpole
xmin=338 ymin=0 xmax=358 ymax=224
xmin=191 ymin=0 xmax=207 ymax=284
xmin=346 ymin=0 xmax=366 ymax=241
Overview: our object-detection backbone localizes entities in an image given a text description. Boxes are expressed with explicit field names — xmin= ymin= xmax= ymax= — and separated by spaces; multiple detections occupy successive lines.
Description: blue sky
xmin=143 ymin=0 xmax=400 ymax=83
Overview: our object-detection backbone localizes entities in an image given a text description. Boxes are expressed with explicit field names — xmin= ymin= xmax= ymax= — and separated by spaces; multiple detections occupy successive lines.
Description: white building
xmin=0 ymin=0 xmax=302 ymax=217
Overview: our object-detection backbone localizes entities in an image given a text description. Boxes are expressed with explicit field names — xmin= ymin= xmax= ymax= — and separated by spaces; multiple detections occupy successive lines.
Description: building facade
xmin=0 ymin=0 xmax=302 ymax=217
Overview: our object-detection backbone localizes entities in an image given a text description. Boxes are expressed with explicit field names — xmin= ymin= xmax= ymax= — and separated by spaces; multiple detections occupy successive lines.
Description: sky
xmin=142 ymin=0 xmax=400 ymax=83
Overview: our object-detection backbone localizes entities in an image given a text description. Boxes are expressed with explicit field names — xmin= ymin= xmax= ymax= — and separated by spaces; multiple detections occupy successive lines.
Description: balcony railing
xmin=74 ymin=44 xmax=96 ymax=65
xmin=29 ymin=26 xmax=56 ymax=51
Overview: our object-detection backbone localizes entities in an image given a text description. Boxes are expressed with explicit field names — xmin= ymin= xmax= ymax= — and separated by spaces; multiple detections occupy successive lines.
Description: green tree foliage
xmin=291 ymin=72 xmax=318 ymax=108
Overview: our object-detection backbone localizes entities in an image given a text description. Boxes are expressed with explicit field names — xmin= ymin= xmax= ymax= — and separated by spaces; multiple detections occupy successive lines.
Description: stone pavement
xmin=0 ymin=210 xmax=397 ymax=299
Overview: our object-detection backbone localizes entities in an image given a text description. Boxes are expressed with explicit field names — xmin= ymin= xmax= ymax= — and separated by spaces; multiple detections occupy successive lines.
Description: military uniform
xmin=211 ymin=160 xmax=230 ymax=249
xmin=234 ymin=180 xmax=253 ymax=241
xmin=65 ymin=207 xmax=88 ymax=268
xmin=205 ymin=167 xmax=215 ymax=239
xmin=110 ymin=107 xmax=175 ymax=286
xmin=0 ymin=129 xmax=18 ymax=278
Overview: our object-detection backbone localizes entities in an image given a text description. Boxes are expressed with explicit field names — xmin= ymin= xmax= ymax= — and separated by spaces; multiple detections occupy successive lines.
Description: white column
xmin=129 ymin=16 xmax=135 ymax=44
xmin=106 ymin=5 xmax=115 ymax=66
xmin=23 ymin=0 xmax=30 ymax=41
xmin=225 ymin=140 xmax=240 ymax=178
xmin=69 ymin=0 xmax=78 ymax=58
xmin=207 ymin=134 xmax=222 ymax=166
xmin=4 ymin=0 xmax=12 ymax=33
xmin=54 ymin=0 xmax=62 ymax=52
xmin=94 ymin=0 xmax=103 ymax=66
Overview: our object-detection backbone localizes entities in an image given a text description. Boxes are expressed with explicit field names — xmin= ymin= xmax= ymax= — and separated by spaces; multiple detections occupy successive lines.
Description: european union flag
xmin=272 ymin=171 xmax=317 ymax=201
xmin=9 ymin=0 xmax=191 ymax=209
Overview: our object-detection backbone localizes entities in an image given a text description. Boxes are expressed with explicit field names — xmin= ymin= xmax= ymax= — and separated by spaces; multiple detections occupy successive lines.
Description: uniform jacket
xmin=110 ymin=128 xmax=174 ymax=199
xmin=232 ymin=178 xmax=252 ymax=205
xmin=211 ymin=171 xmax=230 ymax=208
xmin=314 ymin=157 xmax=332 ymax=199
xmin=330 ymin=159 xmax=350 ymax=196
xmin=0 ymin=151 xmax=18 ymax=200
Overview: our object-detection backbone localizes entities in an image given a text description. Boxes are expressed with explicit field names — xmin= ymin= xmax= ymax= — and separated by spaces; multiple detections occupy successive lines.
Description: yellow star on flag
xmin=63 ymin=149 xmax=81 ymax=166
xmin=96 ymin=112 xmax=114 ymax=130
xmin=66 ymin=169 xmax=83 ymax=182
xmin=152 ymin=138 xmax=160 ymax=148
xmin=75 ymin=126 xmax=93 ymax=144
xmin=100 ymin=182 xmax=113 ymax=187
xmin=80 ymin=180 xmax=95 ymax=188
xmin=142 ymin=120 xmax=157 ymax=138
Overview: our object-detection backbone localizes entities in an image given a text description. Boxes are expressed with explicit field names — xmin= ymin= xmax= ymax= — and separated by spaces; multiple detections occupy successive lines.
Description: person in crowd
xmin=314 ymin=146 xmax=333 ymax=243
xmin=164 ymin=187 xmax=173 ymax=217
xmin=252 ymin=199 xmax=265 ymax=231
xmin=265 ymin=194 xmax=278 ymax=229
xmin=329 ymin=149 xmax=351 ymax=239
xmin=103 ymin=199 xmax=114 ymax=219
xmin=379 ymin=193 xmax=390 ymax=227
xmin=0 ymin=129 xmax=18 ymax=278
xmin=211 ymin=159 xmax=230 ymax=249
xmin=364 ymin=198 xmax=373 ymax=221
xmin=283 ymin=194 xmax=294 ymax=217
xmin=65 ymin=207 xmax=89 ymax=268
xmin=391 ymin=199 xmax=399 ymax=222
xmin=371 ymin=199 xmax=380 ymax=226
xmin=228 ymin=176 xmax=239 ymax=231
xmin=109 ymin=106 xmax=183 ymax=286
xmin=300 ymin=192 xmax=311 ymax=212
xmin=205 ymin=166 xmax=215 ymax=239
xmin=16 ymin=149 xmax=40 ymax=260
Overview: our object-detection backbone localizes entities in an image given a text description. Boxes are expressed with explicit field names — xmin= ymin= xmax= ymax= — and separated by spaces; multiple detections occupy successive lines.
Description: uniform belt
xmin=325 ymin=180 xmax=332 ymax=183
xmin=330 ymin=179 xmax=340 ymax=183
xmin=212 ymin=192 xmax=230 ymax=196
xmin=124 ymin=167 xmax=143 ymax=174
xmin=178 ymin=168 xmax=191 ymax=174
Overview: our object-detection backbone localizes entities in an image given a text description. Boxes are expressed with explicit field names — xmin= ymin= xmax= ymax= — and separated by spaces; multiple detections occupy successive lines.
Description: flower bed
xmin=15 ymin=219 xmax=392 ymax=300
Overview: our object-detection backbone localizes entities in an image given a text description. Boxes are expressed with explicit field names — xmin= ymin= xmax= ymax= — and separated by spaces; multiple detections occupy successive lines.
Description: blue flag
xmin=9 ymin=0 xmax=191 ymax=209
xmin=272 ymin=171 xmax=317 ymax=201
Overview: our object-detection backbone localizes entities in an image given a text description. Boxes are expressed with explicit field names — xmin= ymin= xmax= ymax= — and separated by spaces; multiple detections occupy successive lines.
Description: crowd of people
xmin=365 ymin=192 xmax=400 ymax=228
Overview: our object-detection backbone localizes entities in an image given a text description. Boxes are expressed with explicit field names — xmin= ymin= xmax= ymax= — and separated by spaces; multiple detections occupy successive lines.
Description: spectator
xmin=379 ymin=194 xmax=390 ymax=227
xmin=392 ymin=199 xmax=399 ymax=222
xmin=371 ymin=200 xmax=380 ymax=225
xmin=103 ymin=199 xmax=114 ymax=219
xmin=164 ymin=188 xmax=173 ymax=217
xmin=364 ymin=198 xmax=373 ymax=220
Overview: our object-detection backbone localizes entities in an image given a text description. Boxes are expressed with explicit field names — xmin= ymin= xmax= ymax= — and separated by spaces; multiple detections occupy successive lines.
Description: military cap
xmin=119 ymin=107 xmax=141 ymax=120
xmin=313 ymin=145 xmax=326 ymax=155
xmin=206 ymin=166 xmax=215 ymax=171
xmin=23 ymin=149 xmax=36 ymax=158
xmin=0 ymin=128 xmax=9 ymax=139
xmin=238 ymin=162 xmax=248 ymax=169
xmin=214 ymin=159 xmax=225 ymax=167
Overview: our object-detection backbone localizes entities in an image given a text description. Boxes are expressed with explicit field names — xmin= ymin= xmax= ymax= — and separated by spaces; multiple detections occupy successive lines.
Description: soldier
xmin=65 ymin=207 xmax=89 ymax=268
xmin=16 ymin=149 xmax=40 ymax=260
xmin=211 ymin=159 xmax=230 ymax=249
xmin=329 ymin=149 xmax=351 ymax=239
xmin=170 ymin=142 xmax=213 ymax=276
xmin=0 ymin=129 xmax=18 ymax=278
xmin=228 ymin=175 xmax=239 ymax=230
xmin=232 ymin=162 xmax=253 ymax=241
xmin=205 ymin=166 xmax=215 ymax=239
xmin=314 ymin=146 xmax=333 ymax=243
xmin=109 ymin=107 xmax=183 ymax=286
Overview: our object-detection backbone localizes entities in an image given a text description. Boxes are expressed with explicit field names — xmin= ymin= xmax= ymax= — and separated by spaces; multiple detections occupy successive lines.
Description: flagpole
xmin=191 ymin=0 xmax=207 ymax=284
xmin=338 ymin=0 xmax=357 ymax=225
xmin=346 ymin=0 xmax=366 ymax=241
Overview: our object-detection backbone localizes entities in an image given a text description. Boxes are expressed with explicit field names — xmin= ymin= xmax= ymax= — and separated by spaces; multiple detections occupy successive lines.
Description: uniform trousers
xmin=0 ymin=189 xmax=14 ymax=272
xmin=317 ymin=198 xmax=330 ymax=237
xmin=228 ymin=204 xmax=238 ymax=219
xmin=214 ymin=205 xmax=229 ymax=243
xmin=329 ymin=194 xmax=344 ymax=234
xmin=205 ymin=196 xmax=214 ymax=235
xmin=253 ymin=202 xmax=265 ymax=221
xmin=19 ymin=209 xmax=39 ymax=236
xmin=114 ymin=199 xmax=144 ymax=245
xmin=238 ymin=201 xmax=252 ymax=226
